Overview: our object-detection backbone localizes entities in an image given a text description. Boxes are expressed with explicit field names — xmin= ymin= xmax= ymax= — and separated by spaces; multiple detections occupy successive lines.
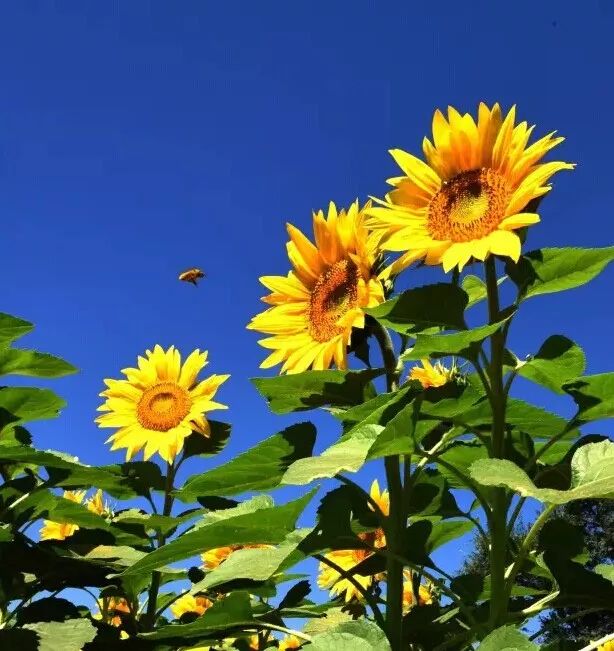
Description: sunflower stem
xmin=372 ymin=321 xmax=404 ymax=650
xmin=484 ymin=257 xmax=509 ymax=630
xmin=144 ymin=459 xmax=175 ymax=631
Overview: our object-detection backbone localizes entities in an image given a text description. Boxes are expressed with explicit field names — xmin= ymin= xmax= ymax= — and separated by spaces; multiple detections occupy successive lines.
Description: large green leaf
xmin=22 ymin=619 xmax=97 ymax=651
xmin=0 ymin=313 xmax=34 ymax=347
xmin=564 ymin=372 xmax=614 ymax=423
xmin=141 ymin=591 xmax=254 ymax=640
xmin=121 ymin=493 xmax=313 ymax=577
xmin=282 ymin=425 xmax=381 ymax=485
xmin=177 ymin=423 xmax=316 ymax=501
xmin=0 ymin=387 xmax=66 ymax=430
xmin=477 ymin=625 xmax=538 ymax=650
xmin=422 ymin=519 xmax=474 ymax=552
xmin=506 ymin=246 xmax=614 ymax=300
xmin=401 ymin=317 xmax=510 ymax=362
xmin=364 ymin=283 xmax=467 ymax=333
xmin=0 ymin=349 xmax=76 ymax=378
xmin=252 ymin=369 xmax=381 ymax=414
xmin=470 ymin=440 xmax=614 ymax=504
xmin=436 ymin=441 xmax=488 ymax=489
xmin=515 ymin=335 xmax=586 ymax=394
xmin=308 ymin=619 xmax=391 ymax=651
xmin=462 ymin=274 xmax=505 ymax=308
xmin=194 ymin=529 xmax=310 ymax=591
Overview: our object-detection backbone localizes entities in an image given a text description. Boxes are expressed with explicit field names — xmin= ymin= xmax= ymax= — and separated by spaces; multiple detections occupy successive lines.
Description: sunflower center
xmin=427 ymin=168 xmax=510 ymax=242
xmin=308 ymin=260 xmax=359 ymax=342
xmin=136 ymin=382 xmax=191 ymax=431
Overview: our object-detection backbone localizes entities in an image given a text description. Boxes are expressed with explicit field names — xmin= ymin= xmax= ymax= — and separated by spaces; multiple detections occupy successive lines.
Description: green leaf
xmin=364 ymin=283 xmax=467 ymax=333
xmin=0 ymin=387 xmax=66 ymax=430
xmin=308 ymin=619 xmax=391 ymax=650
xmin=401 ymin=316 xmax=511 ymax=362
xmin=515 ymin=335 xmax=586 ymax=394
xmin=436 ymin=441 xmax=488 ymax=489
xmin=470 ymin=440 xmax=614 ymax=504
xmin=23 ymin=619 xmax=97 ymax=651
xmin=462 ymin=274 xmax=505 ymax=308
xmin=422 ymin=519 xmax=474 ymax=552
xmin=140 ymin=591 xmax=254 ymax=640
xmin=0 ymin=313 xmax=34 ymax=347
xmin=282 ymin=425 xmax=381 ymax=485
xmin=178 ymin=423 xmax=316 ymax=501
xmin=252 ymin=369 xmax=382 ymax=414
xmin=0 ymin=349 xmax=77 ymax=378
xmin=564 ymin=372 xmax=614 ymax=423
xmin=507 ymin=246 xmax=614 ymax=300
xmin=477 ymin=625 xmax=538 ymax=650
xmin=595 ymin=564 xmax=614 ymax=583
xmin=120 ymin=493 xmax=313 ymax=577
xmin=194 ymin=529 xmax=310 ymax=590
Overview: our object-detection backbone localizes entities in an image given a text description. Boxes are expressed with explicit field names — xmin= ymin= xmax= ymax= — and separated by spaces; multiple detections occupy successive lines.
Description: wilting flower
xmin=367 ymin=103 xmax=573 ymax=273
xmin=98 ymin=596 xmax=131 ymax=627
xmin=409 ymin=359 xmax=455 ymax=389
xmin=279 ymin=634 xmax=303 ymax=650
xmin=87 ymin=489 xmax=113 ymax=517
xmin=402 ymin=572 xmax=434 ymax=611
xmin=248 ymin=201 xmax=387 ymax=373
xmin=170 ymin=594 xmax=213 ymax=619
xmin=96 ymin=345 xmax=229 ymax=463
xmin=201 ymin=544 xmax=271 ymax=570
xmin=40 ymin=490 xmax=86 ymax=541
xmin=317 ymin=480 xmax=388 ymax=601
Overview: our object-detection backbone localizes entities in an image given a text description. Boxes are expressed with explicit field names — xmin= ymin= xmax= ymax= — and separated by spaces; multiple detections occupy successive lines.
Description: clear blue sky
xmin=2 ymin=0 xmax=614 ymax=586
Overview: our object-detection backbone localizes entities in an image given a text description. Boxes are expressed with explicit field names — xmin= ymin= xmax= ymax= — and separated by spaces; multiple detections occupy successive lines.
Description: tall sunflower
xmin=248 ymin=201 xmax=386 ymax=374
xmin=367 ymin=103 xmax=574 ymax=273
xmin=96 ymin=345 xmax=229 ymax=463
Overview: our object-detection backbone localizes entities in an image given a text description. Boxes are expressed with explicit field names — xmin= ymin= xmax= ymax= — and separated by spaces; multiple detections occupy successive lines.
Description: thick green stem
xmin=484 ymin=257 xmax=509 ymax=630
xmin=144 ymin=460 xmax=175 ymax=630
xmin=373 ymin=321 xmax=404 ymax=651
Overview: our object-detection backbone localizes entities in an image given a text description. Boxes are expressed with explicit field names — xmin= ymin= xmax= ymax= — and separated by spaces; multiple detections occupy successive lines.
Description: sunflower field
xmin=1 ymin=103 xmax=614 ymax=651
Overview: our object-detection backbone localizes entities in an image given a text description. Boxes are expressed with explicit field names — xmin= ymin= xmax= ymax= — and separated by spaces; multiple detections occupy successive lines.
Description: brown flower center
xmin=427 ymin=168 xmax=510 ymax=242
xmin=136 ymin=382 xmax=191 ymax=431
xmin=308 ymin=260 xmax=359 ymax=342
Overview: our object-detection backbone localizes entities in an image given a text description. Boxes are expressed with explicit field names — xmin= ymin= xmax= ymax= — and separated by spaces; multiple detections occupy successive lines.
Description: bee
xmin=178 ymin=268 xmax=206 ymax=286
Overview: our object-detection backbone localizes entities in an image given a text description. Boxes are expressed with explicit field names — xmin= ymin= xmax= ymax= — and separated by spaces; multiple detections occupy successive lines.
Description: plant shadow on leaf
xmin=183 ymin=420 xmax=231 ymax=459
xmin=0 ymin=629 xmax=39 ymax=651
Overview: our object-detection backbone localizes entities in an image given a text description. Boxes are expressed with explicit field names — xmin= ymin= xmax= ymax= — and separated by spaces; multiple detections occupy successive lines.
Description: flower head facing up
xmin=170 ymin=594 xmax=213 ymax=620
xmin=96 ymin=345 xmax=229 ymax=463
xmin=317 ymin=480 xmax=387 ymax=601
xmin=39 ymin=490 xmax=86 ymax=541
xmin=367 ymin=103 xmax=573 ymax=273
xmin=248 ymin=201 xmax=387 ymax=373
xmin=409 ymin=359 xmax=456 ymax=389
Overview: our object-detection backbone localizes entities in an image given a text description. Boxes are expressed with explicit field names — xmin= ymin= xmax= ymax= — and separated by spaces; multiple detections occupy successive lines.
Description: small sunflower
xmin=279 ymin=634 xmax=303 ymax=650
xmin=87 ymin=489 xmax=113 ymax=517
xmin=367 ymin=103 xmax=574 ymax=273
xmin=170 ymin=594 xmax=213 ymax=619
xmin=598 ymin=641 xmax=614 ymax=651
xmin=317 ymin=481 xmax=388 ymax=601
xmin=40 ymin=490 xmax=86 ymax=541
xmin=96 ymin=345 xmax=229 ymax=463
xmin=409 ymin=359 xmax=455 ymax=389
xmin=201 ymin=543 xmax=271 ymax=570
xmin=95 ymin=596 xmax=131 ymax=628
xmin=402 ymin=572 xmax=434 ymax=611
xmin=248 ymin=201 xmax=387 ymax=373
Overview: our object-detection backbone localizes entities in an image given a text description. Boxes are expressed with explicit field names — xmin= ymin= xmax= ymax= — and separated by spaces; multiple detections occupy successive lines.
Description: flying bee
xmin=178 ymin=267 xmax=206 ymax=286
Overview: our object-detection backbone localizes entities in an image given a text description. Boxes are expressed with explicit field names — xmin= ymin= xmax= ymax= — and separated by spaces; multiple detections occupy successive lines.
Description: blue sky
xmin=2 ymin=0 xmax=614 ymax=602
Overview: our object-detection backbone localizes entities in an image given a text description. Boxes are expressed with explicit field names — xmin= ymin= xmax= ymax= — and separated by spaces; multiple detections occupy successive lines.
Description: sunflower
xmin=87 ymin=489 xmax=113 ymax=517
xmin=409 ymin=359 xmax=455 ymax=389
xmin=248 ymin=201 xmax=387 ymax=373
xmin=96 ymin=345 xmax=229 ymax=463
xmin=402 ymin=572 xmax=434 ymax=611
xmin=367 ymin=103 xmax=574 ymax=273
xmin=170 ymin=594 xmax=213 ymax=619
xmin=96 ymin=596 xmax=131 ymax=628
xmin=40 ymin=490 xmax=86 ymax=541
xmin=598 ymin=642 xmax=614 ymax=651
xmin=201 ymin=544 xmax=271 ymax=570
xmin=317 ymin=481 xmax=388 ymax=601
xmin=279 ymin=634 xmax=303 ymax=650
